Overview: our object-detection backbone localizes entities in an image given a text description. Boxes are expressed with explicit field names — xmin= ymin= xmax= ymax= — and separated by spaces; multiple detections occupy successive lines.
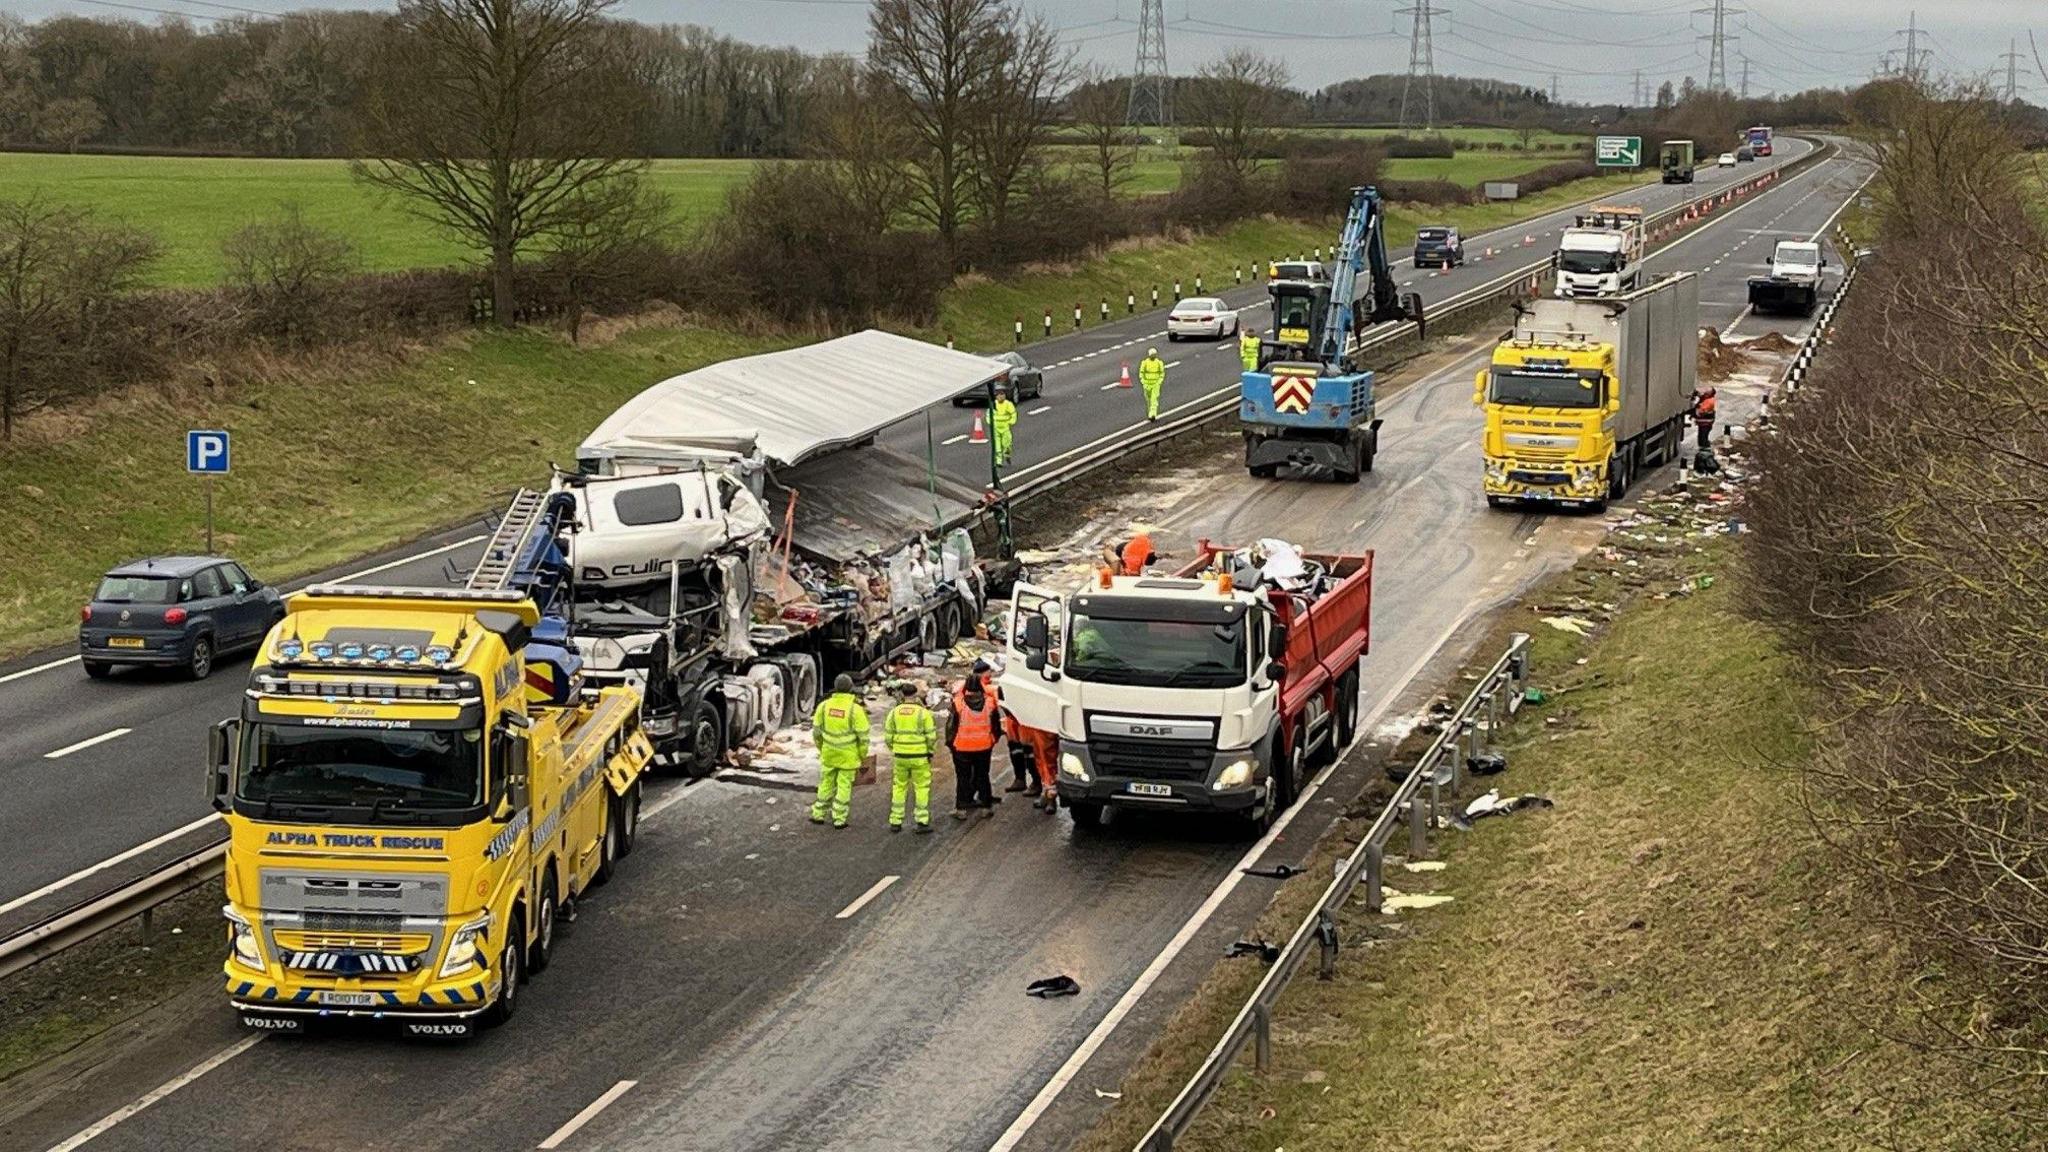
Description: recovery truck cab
xmin=212 ymin=585 xmax=651 ymax=1037
xmin=1747 ymin=239 xmax=1824 ymax=317
xmin=1476 ymin=272 xmax=1698 ymax=511
xmin=1555 ymin=205 xmax=1646 ymax=298
xmin=999 ymin=543 xmax=1371 ymax=834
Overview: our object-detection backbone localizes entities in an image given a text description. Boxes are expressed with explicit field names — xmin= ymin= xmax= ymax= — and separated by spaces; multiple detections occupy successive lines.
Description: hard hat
xmin=1148 ymin=347 xmax=1158 ymax=356
xmin=833 ymin=673 xmax=856 ymax=695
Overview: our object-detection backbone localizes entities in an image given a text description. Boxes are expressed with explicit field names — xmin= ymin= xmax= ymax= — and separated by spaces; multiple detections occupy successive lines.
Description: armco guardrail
xmin=1135 ymin=633 xmax=1532 ymax=1152
xmin=1012 ymin=138 xmax=1833 ymax=501
xmin=0 ymin=841 xmax=224 ymax=982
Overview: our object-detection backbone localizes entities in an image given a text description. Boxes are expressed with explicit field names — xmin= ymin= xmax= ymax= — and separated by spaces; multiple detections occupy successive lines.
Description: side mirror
xmin=505 ymin=731 xmax=531 ymax=812
xmin=1022 ymin=615 xmax=1049 ymax=651
xmin=1024 ymin=650 xmax=1046 ymax=673
xmin=1266 ymin=620 xmax=1288 ymax=659
xmin=1473 ymin=369 xmax=1488 ymax=406
xmin=1265 ymin=660 xmax=1287 ymax=683
xmin=208 ymin=717 xmax=238 ymax=813
xmin=1607 ymin=390 xmax=1623 ymax=413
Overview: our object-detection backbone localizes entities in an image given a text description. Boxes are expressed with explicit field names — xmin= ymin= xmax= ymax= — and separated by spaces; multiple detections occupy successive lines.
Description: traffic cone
xmin=970 ymin=413 xmax=988 ymax=443
xmin=1118 ymin=361 xmax=1133 ymax=388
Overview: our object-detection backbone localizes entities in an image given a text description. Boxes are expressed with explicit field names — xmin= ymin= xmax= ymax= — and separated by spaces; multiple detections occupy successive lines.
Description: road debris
xmin=1242 ymin=863 xmax=1303 ymax=880
xmin=1026 ymin=975 xmax=1081 ymax=999
xmin=1227 ymin=938 xmax=1283 ymax=963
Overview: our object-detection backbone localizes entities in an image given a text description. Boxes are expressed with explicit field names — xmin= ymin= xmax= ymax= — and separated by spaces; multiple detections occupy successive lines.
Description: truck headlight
xmin=1059 ymin=753 xmax=1091 ymax=783
xmin=439 ymin=914 xmax=493 ymax=978
xmin=1212 ymin=759 xmax=1255 ymax=791
xmin=1485 ymin=461 xmax=1508 ymax=483
xmin=224 ymin=905 xmax=263 ymax=968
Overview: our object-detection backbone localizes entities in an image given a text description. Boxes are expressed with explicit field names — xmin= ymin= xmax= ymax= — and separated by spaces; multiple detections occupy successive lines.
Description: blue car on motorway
xmin=79 ymin=556 xmax=284 ymax=680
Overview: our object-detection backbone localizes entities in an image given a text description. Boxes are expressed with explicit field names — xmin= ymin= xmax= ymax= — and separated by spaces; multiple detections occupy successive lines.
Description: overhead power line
xmin=1396 ymin=2 xmax=1450 ymax=132
xmin=1127 ymin=0 xmax=1170 ymax=128
xmin=1697 ymin=1 xmax=1740 ymax=93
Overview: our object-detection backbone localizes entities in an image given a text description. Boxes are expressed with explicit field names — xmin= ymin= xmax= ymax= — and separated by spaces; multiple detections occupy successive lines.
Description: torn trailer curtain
xmin=575 ymin=329 xmax=1012 ymax=471
xmin=764 ymin=446 xmax=986 ymax=565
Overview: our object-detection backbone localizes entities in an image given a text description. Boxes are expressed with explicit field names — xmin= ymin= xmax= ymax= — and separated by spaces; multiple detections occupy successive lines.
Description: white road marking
xmin=44 ymin=727 xmax=131 ymax=760
xmin=1027 ymin=405 xmax=1052 ymax=416
xmin=988 ymin=611 xmax=1471 ymax=1151
xmin=942 ymin=434 xmax=969 ymax=446
xmin=0 ymin=811 xmax=221 ymax=917
xmin=538 ymin=1080 xmax=639 ymax=1149
xmin=0 ymin=654 xmax=81 ymax=684
xmin=44 ymin=1035 xmax=264 ymax=1152
xmin=835 ymin=874 xmax=900 ymax=920
xmin=336 ymin=533 xmax=490 ymax=582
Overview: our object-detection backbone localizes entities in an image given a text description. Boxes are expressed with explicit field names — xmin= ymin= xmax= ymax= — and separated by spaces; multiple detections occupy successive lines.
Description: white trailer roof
xmin=578 ymin=329 xmax=1008 ymax=469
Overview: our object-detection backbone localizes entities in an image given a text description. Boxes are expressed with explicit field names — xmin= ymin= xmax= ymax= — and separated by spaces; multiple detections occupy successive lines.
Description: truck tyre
xmin=1068 ymin=801 xmax=1106 ymax=832
xmin=617 ymin=780 xmax=641 ymax=858
xmin=680 ymin=700 xmax=724 ymax=778
xmin=1335 ymin=668 xmax=1360 ymax=747
xmin=480 ymin=911 xmax=523 ymax=1029
xmin=527 ymin=870 xmax=558 ymax=976
xmin=594 ymin=794 xmax=622 ymax=886
xmin=935 ymin=603 xmax=961 ymax=649
xmin=1273 ymin=735 xmax=1304 ymax=811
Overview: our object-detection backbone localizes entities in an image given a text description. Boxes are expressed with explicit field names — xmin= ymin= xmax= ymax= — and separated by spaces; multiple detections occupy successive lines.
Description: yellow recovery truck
xmin=210 ymin=585 xmax=651 ymax=1037
xmin=1476 ymin=271 xmax=1698 ymax=511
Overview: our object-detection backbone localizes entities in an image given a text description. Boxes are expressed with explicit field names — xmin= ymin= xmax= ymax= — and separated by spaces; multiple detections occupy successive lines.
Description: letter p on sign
xmin=187 ymin=429 xmax=231 ymax=474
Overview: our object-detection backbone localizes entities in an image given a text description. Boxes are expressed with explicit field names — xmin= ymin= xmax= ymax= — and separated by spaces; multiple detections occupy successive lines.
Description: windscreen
xmin=238 ymin=721 xmax=485 ymax=818
xmin=1776 ymin=247 xmax=1819 ymax=270
xmin=95 ymin=575 xmax=179 ymax=603
xmin=1489 ymin=368 xmax=1604 ymax=408
xmin=1558 ymin=248 xmax=1621 ymax=275
xmin=1064 ymin=613 xmax=1245 ymax=688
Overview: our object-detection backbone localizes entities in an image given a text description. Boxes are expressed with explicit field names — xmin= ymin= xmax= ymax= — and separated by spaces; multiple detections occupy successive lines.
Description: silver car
xmin=1166 ymin=297 xmax=1241 ymax=341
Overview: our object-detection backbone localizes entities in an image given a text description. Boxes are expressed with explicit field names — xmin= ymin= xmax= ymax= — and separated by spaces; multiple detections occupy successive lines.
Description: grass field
xmin=1074 ymin=554 xmax=2037 ymax=1151
xmin=0 ymin=154 xmax=757 ymax=286
xmin=1383 ymin=152 xmax=1584 ymax=184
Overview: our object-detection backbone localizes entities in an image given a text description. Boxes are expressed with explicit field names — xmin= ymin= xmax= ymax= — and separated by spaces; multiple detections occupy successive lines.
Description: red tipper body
xmin=1175 ymin=540 xmax=1374 ymax=746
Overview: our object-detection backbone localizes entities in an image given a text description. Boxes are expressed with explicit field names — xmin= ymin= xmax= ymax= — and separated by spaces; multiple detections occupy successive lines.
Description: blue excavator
xmin=1242 ymin=187 xmax=1424 ymax=482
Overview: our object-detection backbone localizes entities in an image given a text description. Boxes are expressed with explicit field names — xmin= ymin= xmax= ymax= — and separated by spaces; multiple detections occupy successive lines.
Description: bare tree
xmin=36 ymin=96 xmax=101 ymax=152
xmin=808 ymin=58 xmax=915 ymax=238
xmin=1064 ymin=63 xmax=1136 ymax=201
xmin=1179 ymin=49 xmax=1291 ymax=181
xmin=965 ymin=13 xmax=1069 ymax=243
xmin=350 ymin=0 xmax=648 ymax=326
xmin=221 ymin=202 xmax=359 ymax=343
xmin=0 ymin=196 xmax=156 ymax=439
xmin=540 ymin=175 xmax=672 ymax=343
xmin=866 ymin=0 xmax=1013 ymax=264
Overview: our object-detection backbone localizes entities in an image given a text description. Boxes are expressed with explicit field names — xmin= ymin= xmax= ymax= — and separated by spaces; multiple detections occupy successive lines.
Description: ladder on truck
xmin=468 ymin=487 xmax=552 ymax=593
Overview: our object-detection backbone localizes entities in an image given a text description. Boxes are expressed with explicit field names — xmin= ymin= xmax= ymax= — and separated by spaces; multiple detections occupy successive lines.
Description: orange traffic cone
xmin=1118 ymin=361 xmax=1133 ymax=388
xmin=970 ymin=413 xmax=988 ymax=443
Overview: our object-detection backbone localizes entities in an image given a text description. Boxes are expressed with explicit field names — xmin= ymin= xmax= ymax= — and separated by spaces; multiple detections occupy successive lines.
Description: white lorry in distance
xmin=1554 ymin=205 xmax=1646 ymax=299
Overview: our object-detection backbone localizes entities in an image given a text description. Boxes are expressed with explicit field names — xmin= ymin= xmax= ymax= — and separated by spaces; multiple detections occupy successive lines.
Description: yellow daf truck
xmin=209 ymin=585 xmax=651 ymax=1038
xmin=1476 ymin=271 xmax=1698 ymax=511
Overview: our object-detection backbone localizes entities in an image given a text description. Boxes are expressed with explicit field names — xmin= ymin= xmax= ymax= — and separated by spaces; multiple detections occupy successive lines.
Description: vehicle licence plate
xmin=1126 ymin=782 xmax=1173 ymax=798
xmin=108 ymin=637 xmax=145 ymax=649
xmin=318 ymin=990 xmax=377 ymax=1007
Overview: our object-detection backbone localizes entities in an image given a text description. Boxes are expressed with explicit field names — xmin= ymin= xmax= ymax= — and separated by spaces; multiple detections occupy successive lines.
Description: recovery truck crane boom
xmin=1242 ymin=186 xmax=1423 ymax=483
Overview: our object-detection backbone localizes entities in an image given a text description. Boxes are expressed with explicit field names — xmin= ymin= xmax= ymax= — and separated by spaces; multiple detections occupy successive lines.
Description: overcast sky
xmin=16 ymin=0 xmax=2047 ymax=104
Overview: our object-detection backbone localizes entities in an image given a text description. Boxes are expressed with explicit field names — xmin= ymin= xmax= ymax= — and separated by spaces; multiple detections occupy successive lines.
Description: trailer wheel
xmin=480 ymin=911 xmax=523 ymax=1029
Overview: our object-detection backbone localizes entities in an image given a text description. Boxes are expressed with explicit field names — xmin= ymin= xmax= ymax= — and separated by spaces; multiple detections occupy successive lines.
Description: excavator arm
xmin=1313 ymin=187 xmax=1425 ymax=371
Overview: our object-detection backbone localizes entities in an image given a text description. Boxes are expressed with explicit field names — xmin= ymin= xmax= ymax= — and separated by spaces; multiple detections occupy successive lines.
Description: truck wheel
xmin=480 ymin=911 xmax=523 ymax=1029
xmin=1273 ymin=736 xmax=1304 ymax=810
xmin=680 ymin=701 xmax=724 ymax=778
xmin=1068 ymin=801 xmax=1106 ymax=833
xmin=1335 ymin=668 xmax=1360 ymax=747
xmin=527 ymin=871 xmax=558 ymax=975
xmin=617 ymin=780 xmax=641 ymax=858
xmin=594 ymin=795 xmax=621 ymax=887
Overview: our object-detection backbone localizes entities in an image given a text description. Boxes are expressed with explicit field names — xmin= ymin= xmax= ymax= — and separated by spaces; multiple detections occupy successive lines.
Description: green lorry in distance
xmin=1660 ymin=139 xmax=1696 ymax=184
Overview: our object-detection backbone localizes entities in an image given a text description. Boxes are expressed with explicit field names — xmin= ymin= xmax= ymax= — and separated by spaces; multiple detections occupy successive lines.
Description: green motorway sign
xmin=1596 ymin=135 xmax=1643 ymax=167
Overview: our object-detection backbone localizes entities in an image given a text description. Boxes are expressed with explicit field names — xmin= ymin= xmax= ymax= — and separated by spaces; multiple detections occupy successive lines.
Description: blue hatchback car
xmin=79 ymin=556 xmax=284 ymax=680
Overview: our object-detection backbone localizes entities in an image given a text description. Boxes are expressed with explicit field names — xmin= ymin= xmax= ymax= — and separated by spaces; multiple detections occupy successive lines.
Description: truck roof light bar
xmin=249 ymin=673 xmax=478 ymax=704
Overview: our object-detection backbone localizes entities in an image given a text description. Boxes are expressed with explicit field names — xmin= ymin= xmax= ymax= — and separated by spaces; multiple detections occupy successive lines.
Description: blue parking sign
xmin=187 ymin=429 xmax=231 ymax=474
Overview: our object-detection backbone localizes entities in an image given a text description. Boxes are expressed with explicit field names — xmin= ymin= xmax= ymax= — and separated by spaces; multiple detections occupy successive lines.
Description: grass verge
xmin=1076 ymin=532 xmax=2037 ymax=1150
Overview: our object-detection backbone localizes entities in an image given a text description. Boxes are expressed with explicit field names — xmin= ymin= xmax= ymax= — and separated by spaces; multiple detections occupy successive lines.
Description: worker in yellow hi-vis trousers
xmin=1138 ymin=348 xmax=1167 ymax=421
xmin=810 ymin=673 xmax=869 ymax=829
xmin=991 ymin=390 xmax=1017 ymax=467
xmin=1239 ymin=326 xmax=1261 ymax=371
xmin=883 ymin=681 xmax=938 ymax=833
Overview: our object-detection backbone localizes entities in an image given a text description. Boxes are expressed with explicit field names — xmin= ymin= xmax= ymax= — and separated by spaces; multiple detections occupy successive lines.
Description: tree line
xmin=1744 ymin=85 xmax=2048 ymax=1121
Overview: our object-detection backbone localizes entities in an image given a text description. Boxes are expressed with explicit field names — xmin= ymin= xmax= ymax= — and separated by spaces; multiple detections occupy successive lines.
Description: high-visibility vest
xmin=1695 ymin=394 xmax=1717 ymax=425
xmin=952 ymin=688 xmax=997 ymax=752
xmin=1120 ymin=533 xmax=1154 ymax=575
xmin=1239 ymin=332 xmax=1259 ymax=369
xmin=992 ymin=399 xmax=1018 ymax=431
xmin=1138 ymin=357 xmax=1166 ymax=388
xmin=812 ymin=692 xmax=869 ymax=768
xmin=884 ymin=703 xmax=937 ymax=758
